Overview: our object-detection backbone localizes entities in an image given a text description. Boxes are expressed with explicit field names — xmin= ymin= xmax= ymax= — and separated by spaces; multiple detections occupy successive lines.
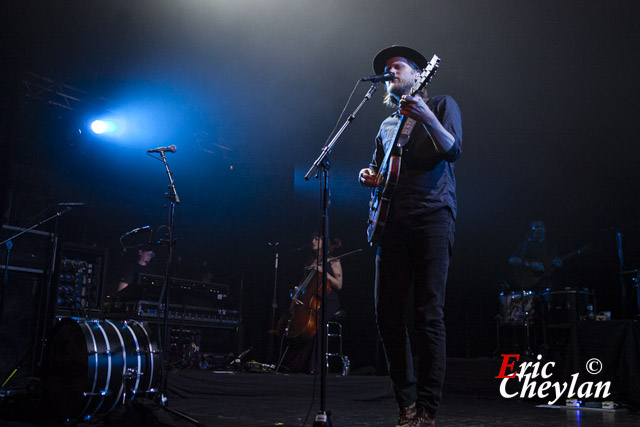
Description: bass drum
xmin=43 ymin=317 xmax=161 ymax=421
xmin=542 ymin=287 xmax=595 ymax=324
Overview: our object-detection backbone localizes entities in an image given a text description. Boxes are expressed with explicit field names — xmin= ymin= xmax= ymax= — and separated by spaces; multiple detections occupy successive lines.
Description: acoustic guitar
xmin=518 ymin=244 xmax=591 ymax=288
xmin=366 ymin=54 xmax=440 ymax=244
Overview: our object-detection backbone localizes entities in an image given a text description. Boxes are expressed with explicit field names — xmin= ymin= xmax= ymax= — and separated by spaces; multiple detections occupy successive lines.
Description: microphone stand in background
xmin=266 ymin=241 xmax=279 ymax=364
xmin=148 ymin=148 xmax=200 ymax=426
xmin=0 ymin=205 xmax=78 ymax=387
xmin=517 ymin=229 xmax=534 ymax=358
xmin=303 ymin=81 xmax=379 ymax=427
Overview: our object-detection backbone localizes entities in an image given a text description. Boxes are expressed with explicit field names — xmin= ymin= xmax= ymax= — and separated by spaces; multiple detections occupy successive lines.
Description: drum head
xmin=42 ymin=318 xmax=91 ymax=420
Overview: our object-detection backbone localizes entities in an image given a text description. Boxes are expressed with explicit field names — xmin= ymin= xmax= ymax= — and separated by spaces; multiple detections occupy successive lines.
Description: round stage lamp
xmin=90 ymin=119 xmax=119 ymax=135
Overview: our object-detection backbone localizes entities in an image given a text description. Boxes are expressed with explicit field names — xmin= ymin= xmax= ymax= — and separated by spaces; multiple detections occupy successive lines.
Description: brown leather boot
xmin=409 ymin=406 xmax=435 ymax=427
xmin=395 ymin=402 xmax=416 ymax=426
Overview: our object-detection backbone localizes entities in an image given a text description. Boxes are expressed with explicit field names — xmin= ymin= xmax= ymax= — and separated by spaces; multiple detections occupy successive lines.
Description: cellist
xmin=281 ymin=233 xmax=343 ymax=374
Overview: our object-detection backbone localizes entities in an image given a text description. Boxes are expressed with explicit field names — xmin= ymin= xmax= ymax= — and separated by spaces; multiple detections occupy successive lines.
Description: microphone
xmin=58 ymin=202 xmax=85 ymax=206
xmin=147 ymin=145 xmax=177 ymax=154
xmin=292 ymin=243 xmax=312 ymax=252
xmin=123 ymin=225 xmax=151 ymax=237
xmin=360 ymin=72 xmax=394 ymax=82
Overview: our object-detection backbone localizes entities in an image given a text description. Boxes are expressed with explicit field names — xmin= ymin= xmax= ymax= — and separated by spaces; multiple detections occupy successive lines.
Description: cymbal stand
xmin=150 ymin=150 xmax=201 ymax=426
xmin=304 ymin=81 xmax=379 ymax=427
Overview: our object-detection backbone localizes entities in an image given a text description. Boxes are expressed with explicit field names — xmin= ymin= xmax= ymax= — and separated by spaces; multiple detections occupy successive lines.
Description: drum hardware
xmin=83 ymin=390 xmax=112 ymax=397
xmin=124 ymin=368 xmax=141 ymax=380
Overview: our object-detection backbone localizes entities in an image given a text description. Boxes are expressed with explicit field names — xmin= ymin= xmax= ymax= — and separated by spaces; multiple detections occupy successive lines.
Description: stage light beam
xmin=90 ymin=119 xmax=119 ymax=135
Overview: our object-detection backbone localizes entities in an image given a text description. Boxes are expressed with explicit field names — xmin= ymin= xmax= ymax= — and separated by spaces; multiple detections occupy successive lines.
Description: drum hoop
xmin=135 ymin=321 xmax=156 ymax=392
xmin=89 ymin=320 xmax=113 ymax=417
xmin=542 ymin=289 xmax=594 ymax=296
xmin=104 ymin=319 xmax=127 ymax=414
xmin=81 ymin=319 xmax=101 ymax=418
xmin=122 ymin=321 xmax=143 ymax=397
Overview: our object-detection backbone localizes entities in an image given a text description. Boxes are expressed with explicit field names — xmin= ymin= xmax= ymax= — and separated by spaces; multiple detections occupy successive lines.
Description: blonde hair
xmin=383 ymin=60 xmax=428 ymax=108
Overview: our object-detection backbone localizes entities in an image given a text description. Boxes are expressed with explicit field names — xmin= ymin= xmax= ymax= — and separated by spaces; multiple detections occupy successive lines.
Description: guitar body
xmin=517 ymin=245 xmax=590 ymax=288
xmin=366 ymin=54 xmax=440 ymax=244
xmin=367 ymin=154 xmax=401 ymax=243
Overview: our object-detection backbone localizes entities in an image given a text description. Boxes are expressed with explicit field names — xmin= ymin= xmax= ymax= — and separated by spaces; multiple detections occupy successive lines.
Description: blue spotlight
xmin=91 ymin=120 xmax=108 ymax=134
xmin=90 ymin=119 xmax=119 ymax=135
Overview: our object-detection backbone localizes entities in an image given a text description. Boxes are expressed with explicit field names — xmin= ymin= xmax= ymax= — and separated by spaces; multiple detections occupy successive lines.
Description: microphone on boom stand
xmin=147 ymin=145 xmax=177 ymax=154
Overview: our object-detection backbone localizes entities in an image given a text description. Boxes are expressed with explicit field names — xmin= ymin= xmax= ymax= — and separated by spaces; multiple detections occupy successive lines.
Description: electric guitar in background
xmin=518 ymin=244 xmax=591 ymax=288
xmin=366 ymin=54 xmax=440 ymax=244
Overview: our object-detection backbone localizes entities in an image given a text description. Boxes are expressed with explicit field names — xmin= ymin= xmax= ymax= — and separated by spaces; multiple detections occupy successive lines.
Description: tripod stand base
xmin=164 ymin=405 xmax=203 ymax=426
xmin=159 ymin=394 xmax=203 ymax=426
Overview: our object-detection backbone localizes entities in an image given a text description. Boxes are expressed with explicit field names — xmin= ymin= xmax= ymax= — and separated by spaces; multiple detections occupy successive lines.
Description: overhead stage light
xmin=90 ymin=119 xmax=119 ymax=135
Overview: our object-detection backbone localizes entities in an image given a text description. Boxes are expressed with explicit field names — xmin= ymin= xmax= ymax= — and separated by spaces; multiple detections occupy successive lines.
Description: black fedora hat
xmin=373 ymin=45 xmax=428 ymax=75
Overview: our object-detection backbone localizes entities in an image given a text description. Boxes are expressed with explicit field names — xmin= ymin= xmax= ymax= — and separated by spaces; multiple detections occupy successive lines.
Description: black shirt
xmin=370 ymin=94 xmax=462 ymax=220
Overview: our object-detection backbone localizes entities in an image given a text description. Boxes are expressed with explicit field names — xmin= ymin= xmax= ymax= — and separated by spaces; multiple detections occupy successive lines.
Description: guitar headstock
xmin=410 ymin=54 xmax=440 ymax=96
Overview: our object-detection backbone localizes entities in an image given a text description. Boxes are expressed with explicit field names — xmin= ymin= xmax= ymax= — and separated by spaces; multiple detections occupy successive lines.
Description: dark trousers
xmin=375 ymin=207 xmax=455 ymax=417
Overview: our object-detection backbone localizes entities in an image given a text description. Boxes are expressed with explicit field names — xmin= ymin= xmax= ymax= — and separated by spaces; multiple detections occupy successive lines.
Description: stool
xmin=326 ymin=309 xmax=349 ymax=375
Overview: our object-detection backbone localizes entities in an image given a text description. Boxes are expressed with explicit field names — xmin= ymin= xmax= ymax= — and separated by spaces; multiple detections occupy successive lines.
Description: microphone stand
xmin=615 ymin=231 xmax=627 ymax=319
xmin=304 ymin=82 xmax=379 ymax=427
xmin=0 ymin=207 xmax=71 ymax=247
xmin=517 ymin=230 xmax=534 ymax=358
xmin=153 ymin=151 xmax=200 ymax=425
xmin=267 ymin=242 xmax=279 ymax=363
xmin=0 ymin=207 xmax=70 ymax=384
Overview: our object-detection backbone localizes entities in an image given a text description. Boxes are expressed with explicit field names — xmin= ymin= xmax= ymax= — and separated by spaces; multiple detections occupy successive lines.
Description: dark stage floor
xmin=1 ymin=358 xmax=639 ymax=426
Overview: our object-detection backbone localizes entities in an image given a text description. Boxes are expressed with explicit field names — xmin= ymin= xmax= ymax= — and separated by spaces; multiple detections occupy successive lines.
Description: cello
xmin=275 ymin=239 xmax=342 ymax=341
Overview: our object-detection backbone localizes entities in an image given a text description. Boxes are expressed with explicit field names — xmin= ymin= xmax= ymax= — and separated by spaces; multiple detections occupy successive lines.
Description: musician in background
xmin=508 ymin=220 xmax=562 ymax=289
xmin=281 ymin=233 xmax=342 ymax=374
xmin=359 ymin=46 xmax=462 ymax=427
xmin=117 ymin=246 xmax=156 ymax=292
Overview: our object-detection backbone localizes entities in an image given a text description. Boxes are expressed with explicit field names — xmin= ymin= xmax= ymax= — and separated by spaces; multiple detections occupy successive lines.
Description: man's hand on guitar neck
xmin=399 ymin=94 xmax=435 ymax=125
xmin=359 ymin=167 xmax=378 ymax=188
xmin=400 ymin=94 xmax=455 ymax=154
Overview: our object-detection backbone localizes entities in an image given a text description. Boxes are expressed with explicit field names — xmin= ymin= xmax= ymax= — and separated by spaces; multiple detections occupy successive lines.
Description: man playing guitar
xmin=358 ymin=45 xmax=462 ymax=427
xmin=508 ymin=220 xmax=563 ymax=289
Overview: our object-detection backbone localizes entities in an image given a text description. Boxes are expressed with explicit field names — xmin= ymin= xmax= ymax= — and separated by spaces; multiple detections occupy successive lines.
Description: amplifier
xmin=114 ymin=274 xmax=229 ymax=308
xmin=104 ymin=300 xmax=241 ymax=328
xmin=55 ymin=243 xmax=108 ymax=316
